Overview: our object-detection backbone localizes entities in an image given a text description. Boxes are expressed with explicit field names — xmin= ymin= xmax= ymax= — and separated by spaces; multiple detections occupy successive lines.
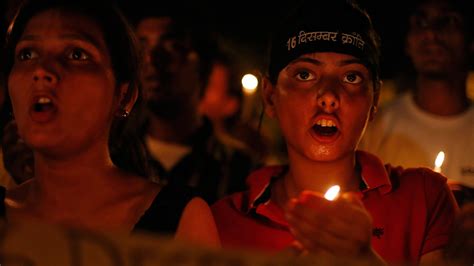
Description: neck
xmin=414 ymin=73 xmax=469 ymax=116
xmin=147 ymin=113 xmax=202 ymax=144
xmin=281 ymin=150 xmax=360 ymax=201
xmin=31 ymin=143 xmax=122 ymax=207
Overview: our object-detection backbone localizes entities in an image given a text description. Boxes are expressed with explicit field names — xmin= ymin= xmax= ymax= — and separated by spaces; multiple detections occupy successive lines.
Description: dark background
xmin=117 ymin=0 xmax=415 ymax=80
xmin=3 ymin=0 xmax=472 ymax=79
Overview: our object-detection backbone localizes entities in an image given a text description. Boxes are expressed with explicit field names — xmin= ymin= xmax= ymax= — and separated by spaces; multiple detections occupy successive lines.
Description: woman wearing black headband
xmin=212 ymin=0 xmax=458 ymax=264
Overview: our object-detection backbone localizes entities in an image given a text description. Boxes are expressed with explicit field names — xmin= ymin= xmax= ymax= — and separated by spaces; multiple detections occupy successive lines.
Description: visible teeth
xmin=37 ymin=97 xmax=52 ymax=104
xmin=316 ymin=119 xmax=336 ymax=127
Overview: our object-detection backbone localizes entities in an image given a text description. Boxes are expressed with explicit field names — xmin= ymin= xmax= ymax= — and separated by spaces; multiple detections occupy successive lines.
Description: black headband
xmin=267 ymin=0 xmax=380 ymax=83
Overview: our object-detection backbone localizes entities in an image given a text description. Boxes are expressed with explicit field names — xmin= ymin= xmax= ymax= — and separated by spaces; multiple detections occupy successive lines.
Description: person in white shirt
xmin=360 ymin=0 xmax=474 ymax=205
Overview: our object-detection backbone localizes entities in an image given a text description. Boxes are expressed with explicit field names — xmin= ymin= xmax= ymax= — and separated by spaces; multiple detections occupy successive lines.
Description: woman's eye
xmin=17 ymin=49 xmax=38 ymax=61
xmin=68 ymin=48 xmax=89 ymax=60
xmin=343 ymin=73 xmax=363 ymax=84
xmin=295 ymin=70 xmax=315 ymax=81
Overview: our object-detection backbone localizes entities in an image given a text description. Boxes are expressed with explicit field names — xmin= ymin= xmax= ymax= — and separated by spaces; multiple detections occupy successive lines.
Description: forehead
xmin=414 ymin=1 xmax=461 ymax=17
xmin=21 ymin=9 xmax=106 ymax=49
xmin=290 ymin=52 xmax=366 ymax=67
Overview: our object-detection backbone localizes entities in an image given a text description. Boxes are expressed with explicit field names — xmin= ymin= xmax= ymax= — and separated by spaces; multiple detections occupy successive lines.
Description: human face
xmin=8 ymin=9 xmax=121 ymax=157
xmin=406 ymin=1 xmax=468 ymax=76
xmin=199 ymin=63 xmax=239 ymax=121
xmin=136 ymin=17 xmax=172 ymax=97
xmin=264 ymin=52 xmax=376 ymax=162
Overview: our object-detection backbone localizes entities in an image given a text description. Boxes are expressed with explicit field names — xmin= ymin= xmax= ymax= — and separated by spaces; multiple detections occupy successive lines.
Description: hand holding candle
xmin=285 ymin=186 xmax=372 ymax=257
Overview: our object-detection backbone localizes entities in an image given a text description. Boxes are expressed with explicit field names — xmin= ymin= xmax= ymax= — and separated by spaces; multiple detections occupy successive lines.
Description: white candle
xmin=434 ymin=151 xmax=445 ymax=173
xmin=324 ymin=185 xmax=340 ymax=201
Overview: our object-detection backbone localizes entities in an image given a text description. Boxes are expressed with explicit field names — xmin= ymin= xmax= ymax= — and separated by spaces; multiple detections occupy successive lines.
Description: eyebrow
xmin=289 ymin=57 xmax=365 ymax=67
xmin=19 ymin=32 xmax=105 ymax=52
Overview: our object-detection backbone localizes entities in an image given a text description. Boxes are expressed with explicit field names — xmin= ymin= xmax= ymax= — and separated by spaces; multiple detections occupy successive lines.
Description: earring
xmin=117 ymin=108 xmax=129 ymax=118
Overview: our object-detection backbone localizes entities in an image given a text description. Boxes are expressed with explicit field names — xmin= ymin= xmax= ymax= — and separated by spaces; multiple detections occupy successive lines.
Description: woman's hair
xmin=2 ymin=0 xmax=150 ymax=177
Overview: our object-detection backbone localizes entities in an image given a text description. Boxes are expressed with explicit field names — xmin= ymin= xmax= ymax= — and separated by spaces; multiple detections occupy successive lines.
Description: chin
xmin=306 ymin=147 xmax=339 ymax=162
xmin=307 ymin=144 xmax=356 ymax=163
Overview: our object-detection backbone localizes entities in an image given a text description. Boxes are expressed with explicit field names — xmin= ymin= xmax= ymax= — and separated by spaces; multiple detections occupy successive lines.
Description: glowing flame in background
xmin=241 ymin=74 xmax=258 ymax=95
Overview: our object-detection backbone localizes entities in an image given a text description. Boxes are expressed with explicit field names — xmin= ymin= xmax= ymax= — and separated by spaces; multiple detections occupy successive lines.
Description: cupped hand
xmin=285 ymin=190 xmax=373 ymax=258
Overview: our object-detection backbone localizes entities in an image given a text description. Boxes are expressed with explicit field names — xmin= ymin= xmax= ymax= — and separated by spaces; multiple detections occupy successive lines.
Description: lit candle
xmin=241 ymin=74 xmax=258 ymax=95
xmin=434 ymin=151 xmax=445 ymax=173
xmin=324 ymin=185 xmax=340 ymax=201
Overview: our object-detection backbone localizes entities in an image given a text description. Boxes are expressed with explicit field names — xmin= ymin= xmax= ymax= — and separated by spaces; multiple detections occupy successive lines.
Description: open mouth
xmin=33 ymin=96 xmax=55 ymax=113
xmin=312 ymin=118 xmax=338 ymax=137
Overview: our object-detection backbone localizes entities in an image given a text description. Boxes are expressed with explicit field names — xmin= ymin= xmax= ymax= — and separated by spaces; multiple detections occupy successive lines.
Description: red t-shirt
xmin=211 ymin=151 xmax=459 ymax=264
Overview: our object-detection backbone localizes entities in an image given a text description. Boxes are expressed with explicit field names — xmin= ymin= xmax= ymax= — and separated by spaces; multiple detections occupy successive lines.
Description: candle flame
xmin=434 ymin=151 xmax=445 ymax=173
xmin=435 ymin=151 xmax=445 ymax=168
xmin=241 ymin=74 xmax=258 ymax=95
xmin=324 ymin=185 xmax=340 ymax=201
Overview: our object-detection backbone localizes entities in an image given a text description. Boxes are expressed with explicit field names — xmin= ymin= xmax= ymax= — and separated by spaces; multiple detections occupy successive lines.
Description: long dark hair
xmin=3 ymin=0 xmax=150 ymax=177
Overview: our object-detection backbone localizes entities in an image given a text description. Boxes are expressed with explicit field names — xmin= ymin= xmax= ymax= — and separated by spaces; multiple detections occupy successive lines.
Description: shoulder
xmin=387 ymin=165 xmax=448 ymax=187
xmin=212 ymin=165 xmax=285 ymax=218
xmin=132 ymin=181 xmax=195 ymax=234
xmin=175 ymin=197 xmax=220 ymax=247
xmin=385 ymin=164 xmax=454 ymax=203
xmin=178 ymin=197 xmax=213 ymax=223
xmin=211 ymin=190 xmax=247 ymax=216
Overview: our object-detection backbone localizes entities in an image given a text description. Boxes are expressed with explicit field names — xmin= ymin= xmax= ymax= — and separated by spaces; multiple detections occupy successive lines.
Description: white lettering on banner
xmin=286 ymin=30 xmax=364 ymax=51
xmin=341 ymin=32 xmax=365 ymax=49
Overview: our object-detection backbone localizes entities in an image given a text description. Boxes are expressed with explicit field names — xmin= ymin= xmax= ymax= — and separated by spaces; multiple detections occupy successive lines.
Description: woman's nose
xmin=317 ymin=88 xmax=340 ymax=113
xmin=33 ymin=60 xmax=59 ymax=85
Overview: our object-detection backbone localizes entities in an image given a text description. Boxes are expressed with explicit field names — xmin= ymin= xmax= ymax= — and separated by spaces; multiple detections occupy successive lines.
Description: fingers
xmin=289 ymin=191 xmax=370 ymax=226
xmin=285 ymin=191 xmax=372 ymax=257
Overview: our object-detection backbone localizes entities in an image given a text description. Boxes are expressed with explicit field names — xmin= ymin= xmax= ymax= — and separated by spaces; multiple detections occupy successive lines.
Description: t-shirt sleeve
xmin=421 ymin=171 xmax=460 ymax=255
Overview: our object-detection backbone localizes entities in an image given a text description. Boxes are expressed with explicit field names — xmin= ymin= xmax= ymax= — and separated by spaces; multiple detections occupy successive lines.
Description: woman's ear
xmin=261 ymin=76 xmax=276 ymax=118
xmin=369 ymin=80 xmax=382 ymax=121
xmin=117 ymin=83 xmax=138 ymax=117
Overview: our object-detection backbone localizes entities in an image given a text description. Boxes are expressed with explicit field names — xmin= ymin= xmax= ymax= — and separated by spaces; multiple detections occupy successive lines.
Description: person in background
xmin=132 ymin=11 xmax=258 ymax=203
xmin=0 ymin=0 xmax=219 ymax=246
xmin=212 ymin=0 xmax=458 ymax=264
xmin=360 ymin=0 xmax=474 ymax=206
xmin=199 ymin=50 xmax=268 ymax=194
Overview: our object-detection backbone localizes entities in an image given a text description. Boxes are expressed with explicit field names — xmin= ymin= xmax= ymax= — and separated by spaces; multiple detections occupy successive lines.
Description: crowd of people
xmin=0 ymin=0 xmax=473 ymax=265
